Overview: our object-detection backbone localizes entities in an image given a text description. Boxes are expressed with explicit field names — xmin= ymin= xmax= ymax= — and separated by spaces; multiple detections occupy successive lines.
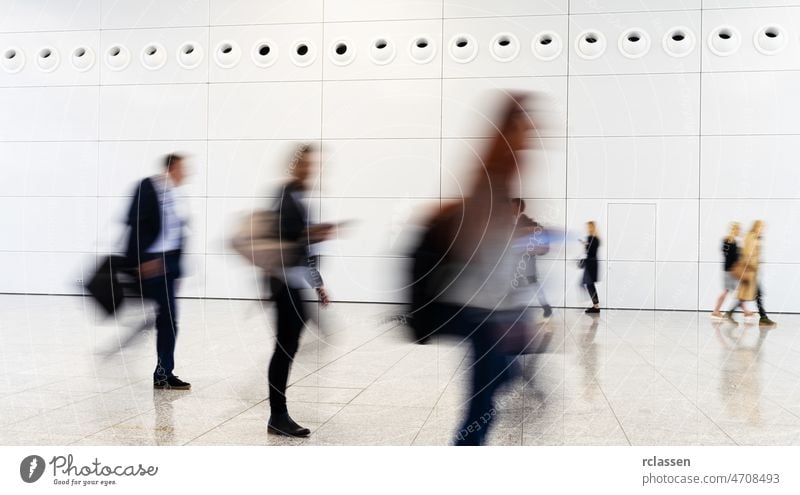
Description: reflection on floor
xmin=1 ymin=295 xmax=799 ymax=446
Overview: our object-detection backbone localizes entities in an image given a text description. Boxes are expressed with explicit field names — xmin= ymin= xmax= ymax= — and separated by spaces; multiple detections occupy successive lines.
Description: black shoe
xmin=154 ymin=376 xmax=191 ymax=390
xmin=585 ymin=307 xmax=600 ymax=314
xmin=759 ymin=317 xmax=776 ymax=327
xmin=268 ymin=413 xmax=311 ymax=437
xmin=542 ymin=306 xmax=553 ymax=318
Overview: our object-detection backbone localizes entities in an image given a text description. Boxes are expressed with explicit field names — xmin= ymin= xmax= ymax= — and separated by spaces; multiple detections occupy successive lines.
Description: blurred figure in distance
xmin=725 ymin=220 xmax=776 ymax=327
xmin=511 ymin=197 xmax=553 ymax=319
xmin=712 ymin=222 xmax=750 ymax=319
xmin=581 ymin=221 xmax=601 ymax=315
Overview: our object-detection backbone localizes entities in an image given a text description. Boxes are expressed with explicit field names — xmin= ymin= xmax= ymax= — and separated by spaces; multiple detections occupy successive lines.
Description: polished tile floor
xmin=1 ymin=294 xmax=800 ymax=446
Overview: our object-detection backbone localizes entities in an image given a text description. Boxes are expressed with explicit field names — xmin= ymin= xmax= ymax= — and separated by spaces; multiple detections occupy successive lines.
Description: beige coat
xmin=736 ymin=232 xmax=760 ymax=301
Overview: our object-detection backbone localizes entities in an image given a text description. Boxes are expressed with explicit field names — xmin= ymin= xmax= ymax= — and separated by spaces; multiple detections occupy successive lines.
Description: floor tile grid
xmin=602 ymin=314 xmax=737 ymax=445
xmin=299 ymin=321 xmax=439 ymax=445
xmin=564 ymin=316 xmax=632 ymax=445
xmin=646 ymin=318 xmax=800 ymax=445
xmin=410 ymin=340 xmax=471 ymax=445
xmin=181 ymin=318 xmax=418 ymax=445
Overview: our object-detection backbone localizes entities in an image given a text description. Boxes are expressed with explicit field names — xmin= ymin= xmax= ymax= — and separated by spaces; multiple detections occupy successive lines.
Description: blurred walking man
xmin=126 ymin=154 xmax=191 ymax=390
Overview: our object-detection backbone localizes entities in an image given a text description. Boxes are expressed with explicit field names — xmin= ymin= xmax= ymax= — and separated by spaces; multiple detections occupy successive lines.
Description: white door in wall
xmin=606 ymin=203 xmax=656 ymax=310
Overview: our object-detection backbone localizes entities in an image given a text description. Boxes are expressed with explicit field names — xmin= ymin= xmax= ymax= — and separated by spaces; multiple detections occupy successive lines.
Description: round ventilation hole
xmin=214 ymin=40 xmax=241 ymax=69
xmin=71 ymin=45 xmax=95 ymax=72
xmin=618 ymin=28 xmax=650 ymax=59
xmin=532 ymin=31 xmax=563 ymax=61
xmin=448 ymin=33 xmax=478 ymax=63
xmin=36 ymin=46 xmax=59 ymax=72
xmin=370 ymin=37 xmax=396 ymax=65
xmin=141 ymin=43 xmax=167 ymax=70
xmin=662 ymin=26 xmax=695 ymax=58
xmin=575 ymin=30 xmax=606 ymax=60
xmin=708 ymin=26 xmax=740 ymax=57
xmin=409 ymin=36 xmax=436 ymax=64
xmin=329 ymin=38 xmax=356 ymax=66
xmin=754 ymin=25 xmax=787 ymax=55
xmin=490 ymin=33 xmax=519 ymax=62
xmin=1 ymin=46 xmax=25 ymax=73
xmin=291 ymin=40 xmax=316 ymax=67
xmin=177 ymin=41 xmax=204 ymax=69
xmin=105 ymin=44 xmax=130 ymax=71
xmin=251 ymin=39 xmax=277 ymax=68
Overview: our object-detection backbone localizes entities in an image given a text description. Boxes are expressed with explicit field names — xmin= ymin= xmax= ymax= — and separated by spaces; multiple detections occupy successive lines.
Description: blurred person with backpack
xmin=407 ymin=92 xmax=538 ymax=445
xmin=264 ymin=144 xmax=332 ymax=437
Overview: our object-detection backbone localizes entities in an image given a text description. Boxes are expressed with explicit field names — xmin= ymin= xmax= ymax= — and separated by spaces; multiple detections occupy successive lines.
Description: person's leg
xmin=589 ymin=283 xmax=599 ymax=305
xmin=145 ymin=273 xmax=178 ymax=383
xmin=120 ymin=315 xmax=155 ymax=352
xmin=755 ymin=285 xmax=767 ymax=319
xmin=712 ymin=289 xmax=728 ymax=316
xmin=156 ymin=275 xmax=178 ymax=381
xmin=536 ymin=285 xmax=553 ymax=317
xmin=755 ymin=285 xmax=776 ymax=325
xmin=455 ymin=351 xmax=499 ymax=445
xmin=584 ymin=283 xmax=600 ymax=313
xmin=455 ymin=312 xmax=510 ymax=446
xmin=268 ymin=279 xmax=306 ymax=417
xmin=724 ymin=299 xmax=744 ymax=322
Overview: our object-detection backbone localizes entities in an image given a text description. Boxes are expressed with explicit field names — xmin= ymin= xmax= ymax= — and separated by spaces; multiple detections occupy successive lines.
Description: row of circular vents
xmin=0 ymin=25 xmax=791 ymax=74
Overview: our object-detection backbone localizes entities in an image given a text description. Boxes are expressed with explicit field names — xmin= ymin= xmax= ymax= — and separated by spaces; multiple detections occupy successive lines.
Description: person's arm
xmin=125 ymin=179 xmax=161 ymax=274
xmin=587 ymin=237 xmax=599 ymax=258
xmin=315 ymin=287 xmax=330 ymax=306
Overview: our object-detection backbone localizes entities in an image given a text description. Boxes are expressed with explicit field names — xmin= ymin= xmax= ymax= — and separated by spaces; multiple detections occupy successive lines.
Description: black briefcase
xmin=86 ymin=256 xmax=137 ymax=316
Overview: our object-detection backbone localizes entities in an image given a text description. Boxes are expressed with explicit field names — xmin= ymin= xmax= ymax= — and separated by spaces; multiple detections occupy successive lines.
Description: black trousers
xmin=584 ymin=283 xmax=599 ymax=305
xmin=141 ymin=252 xmax=181 ymax=382
xmin=268 ymin=278 xmax=308 ymax=416
xmin=755 ymin=285 xmax=768 ymax=318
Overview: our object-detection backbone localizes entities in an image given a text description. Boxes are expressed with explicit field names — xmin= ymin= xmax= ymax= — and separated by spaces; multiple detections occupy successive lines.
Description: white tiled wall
xmin=1 ymin=1 xmax=798 ymax=312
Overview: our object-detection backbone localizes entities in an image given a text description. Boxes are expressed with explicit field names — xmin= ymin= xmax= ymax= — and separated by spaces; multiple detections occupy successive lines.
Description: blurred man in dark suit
xmin=126 ymin=153 xmax=191 ymax=390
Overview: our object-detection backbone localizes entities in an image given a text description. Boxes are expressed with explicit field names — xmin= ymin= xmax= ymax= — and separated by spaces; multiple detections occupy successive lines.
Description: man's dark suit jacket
xmin=125 ymin=177 xmax=160 ymax=266
xmin=125 ymin=177 xmax=182 ymax=278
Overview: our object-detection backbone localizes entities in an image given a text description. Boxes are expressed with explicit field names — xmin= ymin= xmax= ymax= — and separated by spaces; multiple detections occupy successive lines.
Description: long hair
xmin=479 ymin=92 xmax=531 ymax=181
xmin=725 ymin=221 xmax=740 ymax=243
xmin=452 ymin=92 xmax=533 ymax=262
xmin=587 ymin=221 xmax=598 ymax=238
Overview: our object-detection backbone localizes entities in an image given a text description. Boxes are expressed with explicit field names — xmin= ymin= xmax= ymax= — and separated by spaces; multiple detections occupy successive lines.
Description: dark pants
xmin=729 ymin=284 xmax=768 ymax=318
xmin=268 ymin=278 xmax=308 ymax=416
xmin=584 ymin=283 xmax=599 ymax=305
xmin=141 ymin=252 xmax=181 ymax=382
xmin=452 ymin=307 xmax=517 ymax=446
xmin=756 ymin=286 xmax=768 ymax=318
